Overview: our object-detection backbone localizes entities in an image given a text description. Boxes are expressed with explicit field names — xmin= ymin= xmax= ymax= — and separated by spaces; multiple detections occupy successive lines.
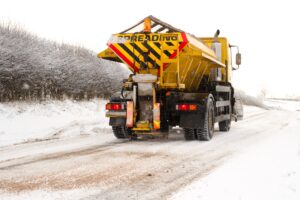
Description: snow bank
xmin=236 ymin=89 xmax=268 ymax=109
xmin=0 ymin=99 xmax=109 ymax=147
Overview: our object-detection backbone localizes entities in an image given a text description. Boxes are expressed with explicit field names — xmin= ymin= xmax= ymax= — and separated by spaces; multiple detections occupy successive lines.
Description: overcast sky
xmin=1 ymin=0 xmax=299 ymax=97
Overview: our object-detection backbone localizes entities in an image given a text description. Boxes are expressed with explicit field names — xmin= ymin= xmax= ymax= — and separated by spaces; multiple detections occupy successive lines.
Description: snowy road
xmin=0 ymin=102 xmax=299 ymax=199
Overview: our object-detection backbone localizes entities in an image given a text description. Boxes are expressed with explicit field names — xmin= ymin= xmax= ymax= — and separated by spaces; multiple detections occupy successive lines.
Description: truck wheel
xmin=219 ymin=120 xmax=231 ymax=131
xmin=197 ymin=98 xmax=214 ymax=141
xmin=112 ymin=126 xmax=132 ymax=139
xmin=183 ymin=128 xmax=196 ymax=140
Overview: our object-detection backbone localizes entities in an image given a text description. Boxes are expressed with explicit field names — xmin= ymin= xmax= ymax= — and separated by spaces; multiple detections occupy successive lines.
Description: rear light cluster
xmin=106 ymin=103 xmax=125 ymax=111
xmin=176 ymin=104 xmax=198 ymax=111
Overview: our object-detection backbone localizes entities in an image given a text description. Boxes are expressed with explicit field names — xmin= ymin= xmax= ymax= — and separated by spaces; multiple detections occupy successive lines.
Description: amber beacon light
xmin=143 ymin=18 xmax=151 ymax=32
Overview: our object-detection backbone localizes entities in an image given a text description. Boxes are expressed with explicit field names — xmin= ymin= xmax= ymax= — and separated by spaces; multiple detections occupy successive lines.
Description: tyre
xmin=219 ymin=119 xmax=231 ymax=131
xmin=197 ymin=98 xmax=215 ymax=141
xmin=112 ymin=126 xmax=132 ymax=139
xmin=183 ymin=128 xmax=196 ymax=140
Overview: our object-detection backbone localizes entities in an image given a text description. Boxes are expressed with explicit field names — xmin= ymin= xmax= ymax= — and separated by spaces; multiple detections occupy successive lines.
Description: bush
xmin=0 ymin=23 xmax=130 ymax=101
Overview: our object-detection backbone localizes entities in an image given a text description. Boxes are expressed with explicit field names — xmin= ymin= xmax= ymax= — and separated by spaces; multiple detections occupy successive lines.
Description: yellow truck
xmin=98 ymin=16 xmax=243 ymax=141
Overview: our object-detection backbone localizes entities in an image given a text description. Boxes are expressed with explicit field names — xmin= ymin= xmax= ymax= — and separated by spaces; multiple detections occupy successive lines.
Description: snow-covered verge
xmin=171 ymin=100 xmax=300 ymax=200
xmin=0 ymin=99 xmax=109 ymax=147
xmin=266 ymin=99 xmax=300 ymax=111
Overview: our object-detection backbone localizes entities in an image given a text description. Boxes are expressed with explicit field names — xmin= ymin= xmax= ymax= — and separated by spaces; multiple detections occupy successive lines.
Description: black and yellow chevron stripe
xmin=108 ymin=33 xmax=187 ymax=72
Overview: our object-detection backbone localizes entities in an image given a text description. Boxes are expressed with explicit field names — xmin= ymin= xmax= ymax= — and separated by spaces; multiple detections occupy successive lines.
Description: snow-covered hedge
xmin=0 ymin=24 xmax=130 ymax=101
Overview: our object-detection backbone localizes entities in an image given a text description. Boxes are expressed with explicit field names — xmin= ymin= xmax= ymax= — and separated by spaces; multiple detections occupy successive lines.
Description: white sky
xmin=1 ymin=0 xmax=299 ymax=97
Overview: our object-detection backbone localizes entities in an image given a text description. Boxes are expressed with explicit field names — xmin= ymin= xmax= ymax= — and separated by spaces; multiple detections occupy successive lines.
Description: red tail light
xmin=176 ymin=104 xmax=197 ymax=111
xmin=177 ymin=104 xmax=188 ymax=111
xmin=106 ymin=103 xmax=125 ymax=111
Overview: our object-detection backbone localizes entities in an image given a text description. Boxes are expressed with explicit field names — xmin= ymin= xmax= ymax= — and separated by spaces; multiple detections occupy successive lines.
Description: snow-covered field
xmin=0 ymin=99 xmax=299 ymax=200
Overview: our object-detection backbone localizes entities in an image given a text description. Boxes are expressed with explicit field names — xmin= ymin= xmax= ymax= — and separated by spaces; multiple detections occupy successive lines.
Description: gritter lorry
xmin=98 ymin=16 xmax=243 ymax=141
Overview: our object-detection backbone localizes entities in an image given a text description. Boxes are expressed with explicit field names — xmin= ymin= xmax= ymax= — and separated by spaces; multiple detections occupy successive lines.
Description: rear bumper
xmin=106 ymin=111 xmax=126 ymax=118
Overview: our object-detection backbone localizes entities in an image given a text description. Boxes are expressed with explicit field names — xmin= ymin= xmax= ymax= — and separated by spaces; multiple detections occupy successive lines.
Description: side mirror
xmin=229 ymin=44 xmax=241 ymax=70
xmin=236 ymin=53 xmax=241 ymax=66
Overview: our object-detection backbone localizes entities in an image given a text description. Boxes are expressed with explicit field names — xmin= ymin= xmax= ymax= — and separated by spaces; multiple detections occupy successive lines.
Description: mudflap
xmin=109 ymin=118 xmax=126 ymax=126
xmin=179 ymin=112 xmax=205 ymax=128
